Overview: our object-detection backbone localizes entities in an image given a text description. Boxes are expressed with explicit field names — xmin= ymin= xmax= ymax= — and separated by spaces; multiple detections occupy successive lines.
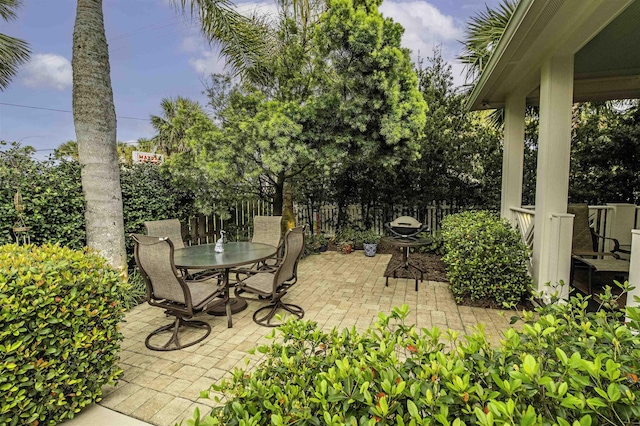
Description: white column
xmin=626 ymin=230 xmax=640 ymax=318
xmin=546 ymin=213 xmax=573 ymax=301
xmin=501 ymin=93 xmax=526 ymax=224
xmin=532 ymin=55 xmax=574 ymax=294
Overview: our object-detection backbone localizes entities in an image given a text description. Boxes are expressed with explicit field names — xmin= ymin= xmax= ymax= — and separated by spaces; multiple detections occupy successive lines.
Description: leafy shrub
xmin=441 ymin=211 xmax=532 ymax=305
xmin=0 ymin=244 xmax=125 ymax=425
xmin=1 ymin=144 xmax=197 ymax=272
xmin=360 ymin=229 xmax=380 ymax=245
xmin=304 ymin=233 xmax=329 ymax=257
xmin=120 ymin=163 xmax=197 ymax=266
xmin=0 ymin=142 xmax=85 ymax=248
xmin=185 ymin=287 xmax=640 ymax=426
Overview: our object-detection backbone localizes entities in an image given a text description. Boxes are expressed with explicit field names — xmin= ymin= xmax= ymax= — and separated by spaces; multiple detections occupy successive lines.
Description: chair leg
xmin=145 ymin=316 xmax=211 ymax=351
xmin=252 ymin=300 xmax=304 ymax=327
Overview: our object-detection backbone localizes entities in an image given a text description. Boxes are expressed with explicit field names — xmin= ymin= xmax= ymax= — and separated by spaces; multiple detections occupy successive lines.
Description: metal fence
xmin=184 ymin=200 xmax=461 ymax=243
xmin=182 ymin=200 xmax=273 ymax=245
xmin=293 ymin=202 xmax=461 ymax=236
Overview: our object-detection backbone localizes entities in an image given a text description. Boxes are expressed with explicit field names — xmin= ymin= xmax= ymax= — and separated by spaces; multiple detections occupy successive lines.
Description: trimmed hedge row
xmin=0 ymin=244 xmax=125 ymax=425
xmin=441 ymin=211 xmax=532 ymax=305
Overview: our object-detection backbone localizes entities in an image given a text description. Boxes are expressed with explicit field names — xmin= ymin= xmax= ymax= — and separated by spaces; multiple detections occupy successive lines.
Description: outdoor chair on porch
xmin=234 ymin=225 xmax=306 ymax=327
xmin=131 ymin=234 xmax=227 ymax=351
xmin=568 ymin=204 xmax=630 ymax=295
xmin=568 ymin=204 xmax=628 ymax=259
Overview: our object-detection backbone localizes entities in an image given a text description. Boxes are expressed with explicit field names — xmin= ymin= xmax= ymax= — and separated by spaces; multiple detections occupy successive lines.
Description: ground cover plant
xmin=0 ymin=244 xmax=125 ymax=425
xmin=185 ymin=286 xmax=640 ymax=425
xmin=441 ymin=211 xmax=532 ymax=306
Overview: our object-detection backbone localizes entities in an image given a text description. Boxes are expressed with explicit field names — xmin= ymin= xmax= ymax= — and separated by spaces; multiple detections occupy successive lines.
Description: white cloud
xmin=381 ymin=1 xmax=462 ymax=42
xmin=189 ymin=50 xmax=227 ymax=75
xmin=22 ymin=53 xmax=72 ymax=90
xmin=380 ymin=1 xmax=468 ymax=86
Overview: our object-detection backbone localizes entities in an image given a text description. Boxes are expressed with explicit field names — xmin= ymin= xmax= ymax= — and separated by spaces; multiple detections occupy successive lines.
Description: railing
xmin=293 ymin=202 xmax=461 ymax=236
xmin=510 ymin=207 xmax=535 ymax=251
xmin=512 ymin=205 xmax=624 ymax=253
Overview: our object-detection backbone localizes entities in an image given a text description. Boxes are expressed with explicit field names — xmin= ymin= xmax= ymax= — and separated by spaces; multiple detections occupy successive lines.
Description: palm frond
xmin=172 ymin=0 xmax=270 ymax=84
xmin=0 ymin=0 xmax=22 ymax=21
xmin=459 ymin=0 xmax=517 ymax=85
xmin=0 ymin=33 xmax=30 ymax=91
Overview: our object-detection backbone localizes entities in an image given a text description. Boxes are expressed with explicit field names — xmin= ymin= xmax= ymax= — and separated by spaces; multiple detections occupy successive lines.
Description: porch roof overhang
xmin=466 ymin=0 xmax=640 ymax=111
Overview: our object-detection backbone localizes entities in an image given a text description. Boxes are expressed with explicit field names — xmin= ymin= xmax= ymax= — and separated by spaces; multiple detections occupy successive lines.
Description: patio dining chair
xmin=144 ymin=218 xmax=218 ymax=279
xmin=234 ymin=225 xmax=306 ymax=327
xmin=131 ymin=234 xmax=228 ymax=351
xmin=232 ymin=216 xmax=284 ymax=275
xmin=144 ymin=219 xmax=186 ymax=248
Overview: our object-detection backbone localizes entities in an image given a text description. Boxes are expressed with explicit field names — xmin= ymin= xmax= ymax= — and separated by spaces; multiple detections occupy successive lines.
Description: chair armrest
xmin=592 ymin=232 xmax=625 ymax=256
xmin=187 ymin=269 xmax=223 ymax=282
xmin=573 ymin=250 xmax=620 ymax=259
xmin=235 ymin=266 xmax=277 ymax=283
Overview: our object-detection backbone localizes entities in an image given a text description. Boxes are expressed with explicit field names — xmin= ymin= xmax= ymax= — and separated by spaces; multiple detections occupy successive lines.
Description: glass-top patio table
xmin=174 ymin=242 xmax=278 ymax=328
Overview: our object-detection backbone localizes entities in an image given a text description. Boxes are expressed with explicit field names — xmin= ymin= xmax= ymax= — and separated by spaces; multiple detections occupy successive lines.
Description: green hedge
xmin=186 ymin=289 xmax=640 ymax=425
xmin=441 ymin=211 xmax=531 ymax=305
xmin=120 ymin=163 xmax=197 ymax=265
xmin=0 ymin=143 xmax=85 ymax=248
xmin=1 ymin=142 xmax=196 ymax=267
xmin=0 ymin=244 xmax=125 ymax=425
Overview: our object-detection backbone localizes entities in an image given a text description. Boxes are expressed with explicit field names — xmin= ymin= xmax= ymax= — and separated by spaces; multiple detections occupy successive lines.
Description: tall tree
xmin=174 ymin=0 xmax=327 ymax=218
xmin=310 ymin=0 xmax=427 ymax=226
xmin=70 ymin=0 xmax=268 ymax=270
xmin=150 ymin=97 xmax=206 ymax=156
xmin=72 ymin=0 xmax=126 ymax=270
xmin=0 ymin=0 xmax=31 ymax=90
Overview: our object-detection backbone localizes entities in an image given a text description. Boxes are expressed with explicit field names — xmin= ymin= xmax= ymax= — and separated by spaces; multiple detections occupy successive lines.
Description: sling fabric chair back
xmin=144 ymin=219 xmax=185 ymax=249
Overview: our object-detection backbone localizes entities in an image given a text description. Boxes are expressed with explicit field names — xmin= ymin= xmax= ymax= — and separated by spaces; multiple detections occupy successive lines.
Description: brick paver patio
xmin=100 ymin=251 xmax=517 ymax=426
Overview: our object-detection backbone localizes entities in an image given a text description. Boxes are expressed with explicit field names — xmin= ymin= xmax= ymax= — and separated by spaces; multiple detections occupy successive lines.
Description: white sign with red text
xmin=132 ymin=151 xmax=164 ymax=165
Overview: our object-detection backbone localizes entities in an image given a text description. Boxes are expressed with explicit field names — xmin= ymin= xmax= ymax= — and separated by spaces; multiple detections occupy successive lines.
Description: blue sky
xmin=0 ymin=0 xmax=501 ymax=157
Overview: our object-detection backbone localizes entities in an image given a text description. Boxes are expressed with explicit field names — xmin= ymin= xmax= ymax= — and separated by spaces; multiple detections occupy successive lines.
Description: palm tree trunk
xmin=72 ymin=0 xmax=126 ymax=270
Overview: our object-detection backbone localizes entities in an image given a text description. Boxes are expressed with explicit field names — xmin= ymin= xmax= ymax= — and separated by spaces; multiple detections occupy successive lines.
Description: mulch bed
xmin=382 ymin=250 xmax=448 ymax=283
xmin=379 ymin=247 xmax=534 ymax=311
xmin=325 ymin=243 xmax=534 ymax=311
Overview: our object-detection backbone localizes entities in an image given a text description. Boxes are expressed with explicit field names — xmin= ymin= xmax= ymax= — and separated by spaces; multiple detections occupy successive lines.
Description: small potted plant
xmin=361 ymin=229 xmax=380 ymax=257
xmin=335 ymin=228 xmax=357 ymax=254
xmin=307 ymin=233 xmax=329 ymax=254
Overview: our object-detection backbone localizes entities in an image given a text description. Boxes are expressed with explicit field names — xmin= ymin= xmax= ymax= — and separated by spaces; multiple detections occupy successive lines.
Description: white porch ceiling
xmin=467 ymin=0 xmax=640 ymax=110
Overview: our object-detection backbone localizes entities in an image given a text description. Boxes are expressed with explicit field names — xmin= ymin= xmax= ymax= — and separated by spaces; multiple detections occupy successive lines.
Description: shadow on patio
xmin=100 ymin=251 xmax=518 ymax=426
